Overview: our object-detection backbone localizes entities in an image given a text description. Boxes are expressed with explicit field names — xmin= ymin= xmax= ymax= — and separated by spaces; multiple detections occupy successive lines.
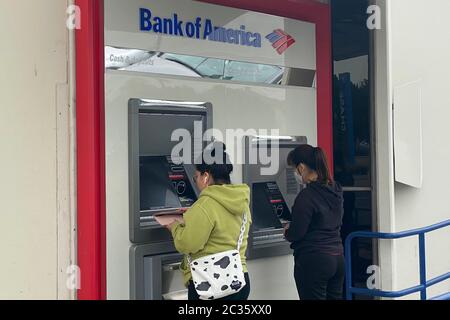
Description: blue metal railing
xmin=345 ymin=219 xmax=450 ymax=300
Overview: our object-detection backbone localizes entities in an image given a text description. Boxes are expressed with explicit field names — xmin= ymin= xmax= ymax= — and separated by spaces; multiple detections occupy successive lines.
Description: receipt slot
xmin=243 ymin=136 xmax=307 ymax=259
xmin=130 ymin=242 xmax=187 ymax=300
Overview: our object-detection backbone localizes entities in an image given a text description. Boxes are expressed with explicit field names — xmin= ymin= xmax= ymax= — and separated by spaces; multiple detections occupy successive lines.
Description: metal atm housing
xmin=243 ymin=136 xmax=308 ymax=259
xmin=129 ymin=99 xmax=212 ymax=244
xmin=128 ymin=99 xmax=212 ymax=299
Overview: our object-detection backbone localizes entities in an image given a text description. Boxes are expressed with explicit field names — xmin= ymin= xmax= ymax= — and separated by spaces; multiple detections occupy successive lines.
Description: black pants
xmin=294 ymin=253 xmax=345 ymax=300
xmin=188 ymin=273 xmax=251 ymax=301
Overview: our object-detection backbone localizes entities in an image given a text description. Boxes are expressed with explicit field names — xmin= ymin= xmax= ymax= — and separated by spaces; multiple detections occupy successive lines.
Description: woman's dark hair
xmin=195 ymin=142 xmax=233 ymax=185
xmin=287 ymin=145 xmax=333 ymax=186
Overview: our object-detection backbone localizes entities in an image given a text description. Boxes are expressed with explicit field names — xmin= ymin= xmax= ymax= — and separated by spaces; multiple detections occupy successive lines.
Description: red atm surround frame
xmin=75 ymin=0 xmax=332 ymax=300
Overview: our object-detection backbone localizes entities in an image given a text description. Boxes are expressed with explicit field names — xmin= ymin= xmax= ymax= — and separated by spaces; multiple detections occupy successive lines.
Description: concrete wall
xmin=375 ymin=0 xmax=450 ymax=299
xmin=0 ymin=0 xmax=75 ymax=299
xmin=389 ymin=0 xmax=450 ymax=299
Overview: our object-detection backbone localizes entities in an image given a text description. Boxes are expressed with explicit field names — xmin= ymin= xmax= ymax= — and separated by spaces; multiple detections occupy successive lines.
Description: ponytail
xmin=313 ymin=147 xmax=333 ymax=186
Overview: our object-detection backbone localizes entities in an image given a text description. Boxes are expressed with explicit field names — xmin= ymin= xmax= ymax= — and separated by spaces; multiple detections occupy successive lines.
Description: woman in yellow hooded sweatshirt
xmin=167 ymin=144 xmax=252 ymax=300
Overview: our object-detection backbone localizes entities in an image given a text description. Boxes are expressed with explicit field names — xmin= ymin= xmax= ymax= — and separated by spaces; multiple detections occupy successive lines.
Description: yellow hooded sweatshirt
xmin=171 ymin=184 xmax=252 ymax=286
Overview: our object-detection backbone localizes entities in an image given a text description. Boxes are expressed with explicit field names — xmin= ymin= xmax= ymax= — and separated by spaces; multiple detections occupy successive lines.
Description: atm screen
xmin=252 ymin=182 xmax=292 ymax=231
xmin=252 ymin=183 xmax=283 ymax=230
xmin=264 ymin=182 xmax=292 ymax=223
xmin=139 ymin=156 xmax=182 ymax=211
xmin=166 ymin=157 xmax=197 ymax=208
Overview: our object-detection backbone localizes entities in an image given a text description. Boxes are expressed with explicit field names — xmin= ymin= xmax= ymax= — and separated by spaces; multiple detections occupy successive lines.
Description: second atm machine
xmin=243 ymin=136 xmax=308 ymax=259
xmin=128 ymin=99 xmax=212 ymax=300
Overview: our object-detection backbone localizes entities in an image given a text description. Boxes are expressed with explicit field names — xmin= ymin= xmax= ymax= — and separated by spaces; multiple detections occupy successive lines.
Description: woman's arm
xmin=285 ymin=194 xmax=314 ymax=243
xmin=170 ymin=203 xmax=214 ymax=255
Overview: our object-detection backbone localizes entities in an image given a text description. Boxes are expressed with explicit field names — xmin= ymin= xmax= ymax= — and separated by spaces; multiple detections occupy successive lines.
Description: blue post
xmin=418 ymin=233 xmax=427 ymax=300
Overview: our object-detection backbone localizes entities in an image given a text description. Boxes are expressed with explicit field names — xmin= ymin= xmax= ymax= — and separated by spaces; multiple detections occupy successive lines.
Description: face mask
xmin=294 ymin=171 xmax=304 ymax=185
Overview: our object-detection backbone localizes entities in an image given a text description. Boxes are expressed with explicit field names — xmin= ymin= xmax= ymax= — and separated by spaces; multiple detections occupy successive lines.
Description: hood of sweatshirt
xmin=307 ymin=181 xmax=343 ymax=211
xmin=200 ymin=184 xmax=250 ymax=216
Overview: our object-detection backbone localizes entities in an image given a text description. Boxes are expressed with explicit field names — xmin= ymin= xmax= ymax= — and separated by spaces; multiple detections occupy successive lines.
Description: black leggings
xmin=188 ymin=273 xmax=251 ymax=301
xmin=294 ymin=253 xmax=345 ymax=300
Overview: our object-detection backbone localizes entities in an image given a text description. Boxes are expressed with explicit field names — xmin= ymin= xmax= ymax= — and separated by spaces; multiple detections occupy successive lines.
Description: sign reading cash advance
xmin=139 ymin=8 xmax=263 ymax=48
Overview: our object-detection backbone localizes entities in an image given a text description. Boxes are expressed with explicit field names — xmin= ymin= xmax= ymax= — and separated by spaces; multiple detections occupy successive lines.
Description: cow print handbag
xmin=187 ymin=212 xmax=248 ymax=300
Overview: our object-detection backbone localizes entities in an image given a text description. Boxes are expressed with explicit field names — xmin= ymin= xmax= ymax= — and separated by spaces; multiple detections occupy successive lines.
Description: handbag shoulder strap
xmin=236 ymin=212 xmax=248 ymax=251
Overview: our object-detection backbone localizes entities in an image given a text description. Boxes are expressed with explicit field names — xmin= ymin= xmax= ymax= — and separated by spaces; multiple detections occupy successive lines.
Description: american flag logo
xmin=266 ymin=29 xmax=296 ymax=55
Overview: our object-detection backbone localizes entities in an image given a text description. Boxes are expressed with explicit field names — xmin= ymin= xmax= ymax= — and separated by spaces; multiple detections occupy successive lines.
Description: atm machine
xmin=243 ymin=136 xmax=308 ymax=259
xmin=128 ymin=99 xmax=212 ymax=300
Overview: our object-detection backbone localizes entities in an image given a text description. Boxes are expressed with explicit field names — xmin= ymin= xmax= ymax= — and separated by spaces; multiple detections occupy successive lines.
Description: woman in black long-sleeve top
xmin=284 ymin=145 xmax=345 ymax=300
